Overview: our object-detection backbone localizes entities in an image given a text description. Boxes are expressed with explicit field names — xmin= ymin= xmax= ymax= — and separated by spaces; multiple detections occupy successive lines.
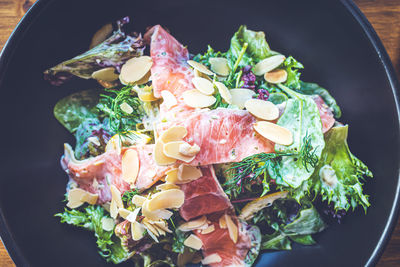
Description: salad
xmin=46 ymin=17 xmax=373 ymax=266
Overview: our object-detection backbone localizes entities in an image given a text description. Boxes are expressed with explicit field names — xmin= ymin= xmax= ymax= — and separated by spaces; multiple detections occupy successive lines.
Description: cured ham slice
xmin=179 ymin=166 xmax=232 ymax=221
xmin=61 ymin=144 xmax=169 ymax=203
xmin=157 ymin=109 xmax=275 ymax=166
xmin=196 ymin=218 xmax=251 ymax=267
xmin=312 ymin=95 xmax=335 ymax=133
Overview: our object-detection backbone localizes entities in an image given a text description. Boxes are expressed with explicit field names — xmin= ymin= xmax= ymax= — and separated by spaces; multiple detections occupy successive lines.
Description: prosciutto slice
xmin=179 ymin=166 xmax=232 ymax=221
xmin=61 ymin=144 xmax=169 ymax=203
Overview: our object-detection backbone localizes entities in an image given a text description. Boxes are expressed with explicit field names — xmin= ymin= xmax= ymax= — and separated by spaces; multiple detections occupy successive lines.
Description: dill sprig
xmin=121 ymin=189 xmax=139 ymax=203
xmin=300 ymin=132 xmax=319 ymax=172
xmin=97 ymin=85 xmax=145 ymax=136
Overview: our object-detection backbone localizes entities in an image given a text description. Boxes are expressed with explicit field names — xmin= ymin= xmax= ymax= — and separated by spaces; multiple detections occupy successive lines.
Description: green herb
xmin=192 ymin=45 xmax=227 ymax=67
xmin=171 ymin=228 xmax=191 ymax=254
xmin=121 ymin=189 xmax=139 ymax=203
xmin=55 ymin=205 xmax=131 ymax=264
xmin=283 ymin=56 xmax=304 ymax=90
xmin=97 ymin=85 xmax=145 ymax=135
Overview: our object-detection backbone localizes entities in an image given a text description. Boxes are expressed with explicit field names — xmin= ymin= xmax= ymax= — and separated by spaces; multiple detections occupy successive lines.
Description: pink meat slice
xmin=196 ymin=218 xmax=251 ymax=267
xmin=62 ymin=144 xmax=169 ymax=203
xmin=157 ymin=109 xmax=275 ymax=166
xmin=312 ymin=95 xmax=335 ymax=133
xmin=179 ymin=166 xmax=232 ymax=221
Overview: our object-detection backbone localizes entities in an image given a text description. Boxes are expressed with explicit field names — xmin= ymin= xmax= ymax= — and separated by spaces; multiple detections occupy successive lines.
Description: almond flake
xmin=194 ymin=69 xmax=212 ymax=81
xmin=187 ymin=60 xmax=213 ymax=75
xmin=118 ymin=208 xmax=131 ymax=219
xmin=160 ymin=126 xmax=187 ymax=143
xmin=153 ymin=221 xmax=172 ymax=233
xmin=132 ymin=195 xmax=147 ymax=207
xmin=253 ymin=55 xmax=286 ymax=76
xmin=163 ymin=141 xmax=196 ymax=163
xmin=138 ymin=90 xmax=158 ymax=102
xmin=126 ymin=207 xmax=141 ymax=222
xmin=120 ymin=102 xmax=133 ymax=114
xmin=201 ymin=253 xmax=222 ymax=265
xmin=182 ymin=89 xmax=216 ymax=108
xmin=264 ymin=69 xmax=288 ymax=84
xmin=101 ymin=217 xmax=115 ymax=232
xmin=178 ymin=216 xmax=207 ymax=232
xmin=209 ymin=57 xmax=230 ymax=76
xmin=201 ymin=224 xmax=215 ymax=235
xmin=147 ymin=189 xmax=185 ymax=211
xmin=219 ymin=215 xmax=227 ymax=229
xmin=110 ymin=199 xmax=118 ymax=219
xmin=230 ymin=88 xmax=255 ymax=109
xmin=89 ymin=23 xmax=113 ymax=49
xmin=135 ymin=71 xmax=151 ymax=85
xmin=156 ymin=183 xmax=181 ymax=191
xmin=131 ymin=221 xmax=145 ymax=241
xmin=179 ymin=143 xmax=200 ymax=157
xmin=184 ymin=234 xmax=203 ymax=250
xmin=120 ymin=56 xmax=153 ymax=84
xmin=178 ymin=164 xmax=203 ymax=183
xmin=154 ymin=139 xmax=176 ymax=166
xmin=214 ymin=81 xmax=232 ymax=104
xmin=110 ymin=185 xmax=124 ymax=208
xmin=91 ymin=67 xmax=118 ymax=82
xmin=165 ymin=168 xmax=179 ymax=184
xmin=253 ymin=121 xmax=293 ymax=146
xmin=121 ymin=149 xmax=140 ymax=185
xmin=225 ymin=214 xmax=238 ymax=243
xmin=245 ymin=99 xmax=279 ymax=121
xmin=142 ymin=200 xmax=173 ymax=221
xmin=67 ymin=188 xmax=98 ymax=208
xmin=192 ymin=77 xmax=215 ymax=95
xmin=161 ymin=90 xmax=178 ymax=109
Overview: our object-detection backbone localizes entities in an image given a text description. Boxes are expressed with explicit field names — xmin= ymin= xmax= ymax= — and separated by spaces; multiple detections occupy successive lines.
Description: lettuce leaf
xmin=55 ymin=205 xmax=131 ymax=264
xmin=44 ymin=17 xmax=144 ymax=86
xmin=273 ymin=85 xmax=325 ymax=188
xmin=53 ymin=89 xmax=100 ymax=133
xmin=244 ymin=223 xmax=262 ymax=266
xmin=283 ymin=56 xmax=304 ymax=90
xmin=298 ymin=81 xmax=342 ymax=118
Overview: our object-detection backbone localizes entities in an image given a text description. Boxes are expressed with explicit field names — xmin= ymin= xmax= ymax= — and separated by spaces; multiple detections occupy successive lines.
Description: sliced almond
xmin=91 ymin=67 xmax=119 ymax=82
xmin=264 ymin=69 xmax=288 ymax=84
xmin=110 ymin=199 xmax=118 ymax=219
xmin=142 ymin=200 xmax=173 ymax=221
xmin=66 ymin=200 xmax=83 ymax=209
xmin=67 ymin=188 xmax=98 ymax=208
xmin=239 ymin=191 xmax=288 ymax=221
xmin=110 ymin=185 xmax=123 ymax=208
xmin=178 ymin=164 xmax=203 ymax=183
xmin=184 ymin=234 xmax=203 ymax=250
xmin=253 ymin=55 xmax=286 ymax=76
xmin=160 ymin=126 xmax=187 ymax=143
xmin=118 ymin=208 xmax=131 ymax=219
xmin=214 ymin=81 xmax=232 ymax=104
xmin=156 ymin=183 xmax=181 ymax=191
xmin=131 ymin=221 xmax=145 ymax=241
xmin=245 ymin=99 xmax=279 ymax=121
xmin=163 ymin=141 xmax=196 ymax=163
xmin=89 ymin=23 xmax=113 ymax=49
xmin=165 ymin=168 xmax=179 ymax=184
xmin=138 ymin=90 xmax=158 ymax=102
xmin=230 ymin=88 xmax=255 ymax=109
xmin=154 ymin=139 xmax=176 ymax=166
xmin=219 ymin=215 xmax=227 ymax=229
xmin=147 ymin=189 xmax=185 ymax=211
xmin=143 ymin=220 xmax=160 ymax=241
xmin=201 ymin=224 xmax=215 ymax=235
xmin=120 ymin=56 xmax=153 ymax=84
xmin=192 ymin=77 xmax=215 ymax=95
xmin=254 ymin=121 xmax=293 ymax=146
xmin=126 ymin=207 xmax=141 ymax=222
xmin=120 ymin=102 xmax=133 ymax=114
xmin=178 ymin=216 xmax=207 ymax=232
xmin=153 ymin=221 xmax=173 ymax=233
xmin=201 ymin=253 xmax=222 ymax=265
xmin=194 ymin=69 xmax=212 ymax=81
xmin=209 ymin=57 xmax=230 ymax=76
xmin=187 ymin=60 xmax=213 ymax=76
xmin=101 ymin=217 xmax=115 ymax=232
xmin=135 ymin=71 xmax=151 ymax=85
xmin=225 ymin=214 xmax=238 ymax=243
xmin=179 ymin=143 xmax=200 ymax=157
xmin=132 ymin=195 xmax=147 ymax=207
xmin=182 ymin=89 xmax=216 ymax=108
xmin=161 ymin=90 xmax=178 ymax=109
xmin=121 ymin=149 xmax=140 ymax=185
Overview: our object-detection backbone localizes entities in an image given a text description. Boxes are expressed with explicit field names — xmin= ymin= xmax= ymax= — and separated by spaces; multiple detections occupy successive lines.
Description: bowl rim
xmin=0 ymin=0 xmax=399 ymax=266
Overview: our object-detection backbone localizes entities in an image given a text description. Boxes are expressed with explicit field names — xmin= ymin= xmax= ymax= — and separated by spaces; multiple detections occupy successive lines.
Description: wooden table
xmin=0 ymin=0 xmax=400 ymax=266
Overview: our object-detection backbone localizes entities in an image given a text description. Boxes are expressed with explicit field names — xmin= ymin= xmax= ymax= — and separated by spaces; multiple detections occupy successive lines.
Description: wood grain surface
xmin=0 ymin=0 xmax=400 ymax=266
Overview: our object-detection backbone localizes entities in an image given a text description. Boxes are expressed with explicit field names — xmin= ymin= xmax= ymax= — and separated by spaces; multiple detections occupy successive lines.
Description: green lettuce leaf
xmin=244 ymin=223 xmax=262 ymax=266
xmin=55 ymin=205 xmax=131 ymax=264
xmin=299 ymin=81 xmax=342 ymax=118
xmin=283 ymin=56 xmax=304 ymax=90
xmin=274 ymin=85 xmax=325 ymax=188
xmin=53 ymin=89 xmax=100 ymax=133
xmin=308 ymin=125 xmax=372 ymax=211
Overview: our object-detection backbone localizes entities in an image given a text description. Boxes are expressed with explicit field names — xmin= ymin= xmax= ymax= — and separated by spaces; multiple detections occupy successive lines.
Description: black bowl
xmin=0 ymin=0 xmax=399 ymax=266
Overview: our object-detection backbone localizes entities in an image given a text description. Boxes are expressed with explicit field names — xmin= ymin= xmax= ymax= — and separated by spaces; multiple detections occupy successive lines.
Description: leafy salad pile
xmin=47 ymin=18 xmax=372 ymax=266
